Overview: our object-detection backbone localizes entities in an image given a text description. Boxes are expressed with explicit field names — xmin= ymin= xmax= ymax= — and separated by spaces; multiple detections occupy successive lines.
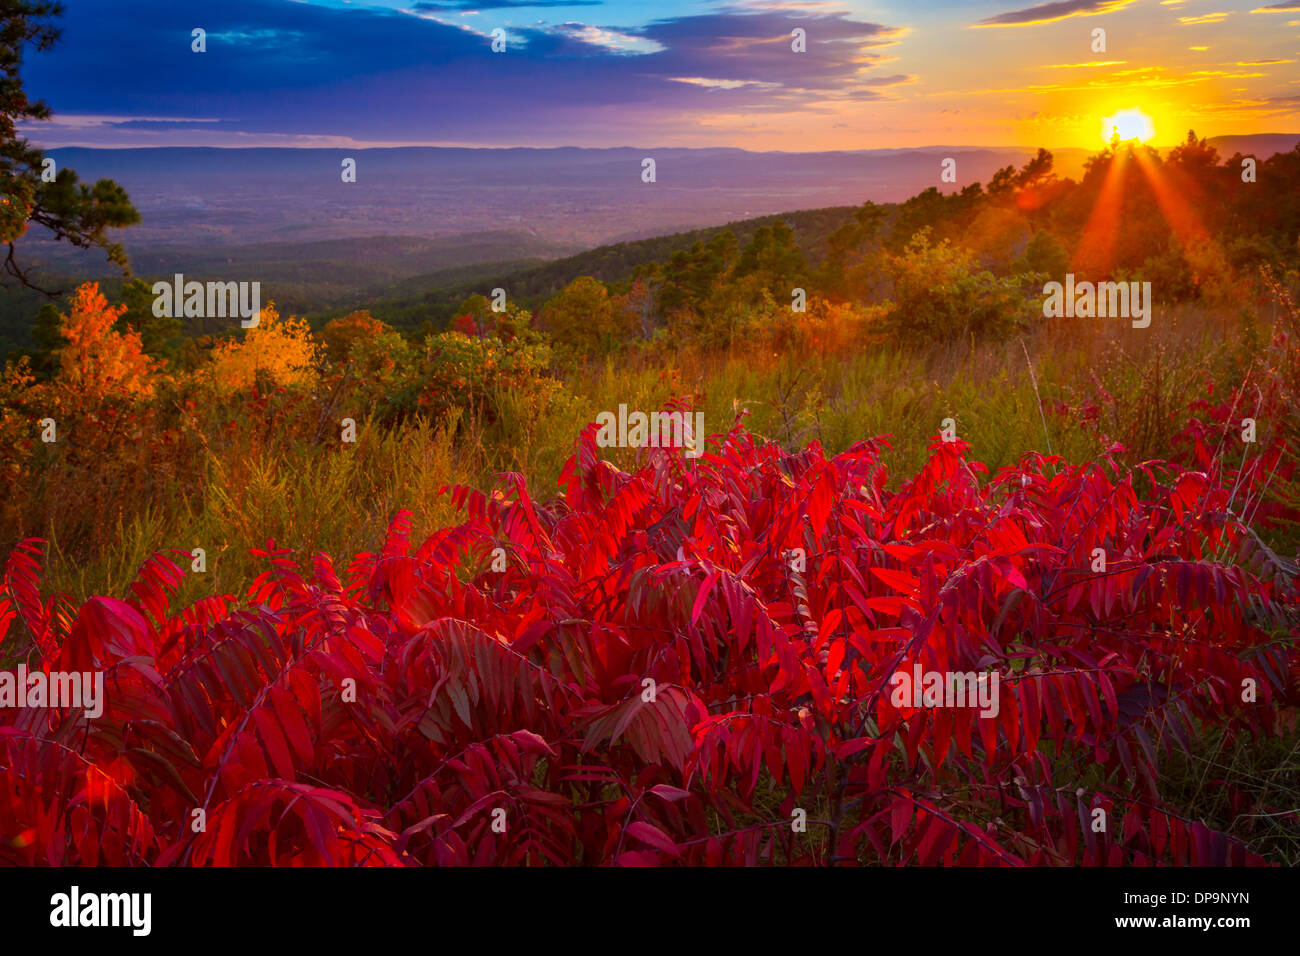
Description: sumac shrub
xmin=0 ymin=418 xmax=1295 ymax=865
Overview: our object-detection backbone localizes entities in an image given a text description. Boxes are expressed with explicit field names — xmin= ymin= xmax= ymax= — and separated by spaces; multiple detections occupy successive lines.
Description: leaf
xmin=271 ymin=686 xmax=314 ymax=767
xmin=648 ymin=784 xmax=692 ymax=803
xmin=871 ymin=566 xmax=919 ymax=595
xmin=890 ymin=795 xmax=912 ymax=845
xmin=836 ymin=737 xmax=874 ymax=760
xmin=691 ymin=571 xmax=718 ymax=626
xmin=624 ymin=821 xmax=681 ymax=857
xmin=252 ymin=707 xmax=296 ymax=780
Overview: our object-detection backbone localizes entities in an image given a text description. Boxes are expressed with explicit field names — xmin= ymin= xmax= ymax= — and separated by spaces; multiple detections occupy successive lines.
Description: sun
xmin=1100 ymin=108 xmax=1155 ymax=145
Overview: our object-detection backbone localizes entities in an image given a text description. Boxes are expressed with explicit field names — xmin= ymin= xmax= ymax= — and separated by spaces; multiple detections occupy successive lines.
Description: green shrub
xmin=881 ymin=228 xmax=1037 ymax=345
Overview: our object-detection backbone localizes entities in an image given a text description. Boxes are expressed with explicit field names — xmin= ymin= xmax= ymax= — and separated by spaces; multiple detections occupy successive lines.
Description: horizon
xmin=38 ymin=133 xmax=1300 ymax=153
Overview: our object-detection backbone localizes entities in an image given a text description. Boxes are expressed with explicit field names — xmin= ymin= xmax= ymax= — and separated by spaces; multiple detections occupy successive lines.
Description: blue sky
xmin=19 ymin=0 xmax=1300 ymax=150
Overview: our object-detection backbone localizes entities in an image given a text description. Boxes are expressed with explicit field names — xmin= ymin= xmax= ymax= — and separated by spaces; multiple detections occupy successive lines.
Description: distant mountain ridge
xmin=37 ymin=144 xmax=1075 ymax=253
xmin=32 ymin=137 xmax=1293 ymax=258
xmin=1204 ymin=134 xmax=1299 ymax=159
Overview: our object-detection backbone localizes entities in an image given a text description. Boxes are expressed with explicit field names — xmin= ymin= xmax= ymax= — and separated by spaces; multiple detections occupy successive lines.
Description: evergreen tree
xmin=117 ymin=276 xmax=180 ymax=358
xmin=1 ymin=1 xmax=139 ymax=294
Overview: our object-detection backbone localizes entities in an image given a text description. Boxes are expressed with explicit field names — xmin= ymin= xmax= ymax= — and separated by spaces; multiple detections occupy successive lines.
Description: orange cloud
xmin=973 ymin=0 xmax=1138 ymax=28
xmin=1046 ymin=60 xmax=1127 ymax=67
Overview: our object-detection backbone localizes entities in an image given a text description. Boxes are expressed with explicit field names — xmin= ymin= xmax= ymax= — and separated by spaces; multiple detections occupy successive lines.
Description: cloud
xmin=1044 ymin=60 xmax=1126 ymax=67
xmin=855 ymin=74 xmax=914 ymax=86
xmin=670 ymin=77 xmax=784 ymax=91
xmin=953 ymin=67 xmax=1264 ymax=97
xmin=552 ymin=23 xmax=665 ymax=54
xmin=23 ymin=114 xmax=222 ymax=128
xmin=1109 ymin=65 xmax=1164 ymax=75
xmin=973 ymin=0 xmax=1138 ymax=28
xmin=20 ymin=1 xmax=909 ymax=147
xmin=638 ymin=10 xmax=905 ymax=93
xmin=412 ymin=1 xmax=599 ymax=9
xmin=1250 ymin=2 xmax=1300 ymax=11
xmin=720 ymin=0 xmax=849 ymax=9
xmin=1178 ymin=12 xmax=1231 ymax=23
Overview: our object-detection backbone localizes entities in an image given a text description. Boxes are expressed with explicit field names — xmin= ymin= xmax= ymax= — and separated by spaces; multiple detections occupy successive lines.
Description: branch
xmin=2 ymin=242 xmax=62 ymax=297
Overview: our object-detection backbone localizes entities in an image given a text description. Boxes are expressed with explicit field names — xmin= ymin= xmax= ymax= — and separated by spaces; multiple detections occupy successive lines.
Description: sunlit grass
xmin=20 ymin=300 xmax=1281 ymax=605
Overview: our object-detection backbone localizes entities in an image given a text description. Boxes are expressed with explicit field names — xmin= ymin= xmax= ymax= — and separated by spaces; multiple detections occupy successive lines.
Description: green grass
xmin=17 ymin=302 xmax=1282 ymax=605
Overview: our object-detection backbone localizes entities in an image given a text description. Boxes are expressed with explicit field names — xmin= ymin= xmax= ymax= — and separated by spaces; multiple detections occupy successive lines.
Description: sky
xmin=17 ymin=0 xmax=1300 ymax=151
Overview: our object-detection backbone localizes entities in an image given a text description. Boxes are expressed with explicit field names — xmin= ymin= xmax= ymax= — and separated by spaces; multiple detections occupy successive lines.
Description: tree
xmin=1015 ymin=147 xmax=1056 ymax=190
xmin=539 ymin=276 xmax=626 ymax=355
xmin=450 ymin=294 xmax=493 ymax=337
xmin=1 ymin=1 xmax=139 ymax=294
xmin=207 ymin=305 xmax=319 ymax=393
xmin=881 ymin=227 xmax=1034 ymax=345
xmin=54 ymin=281 xmax=156 ymax=399
xmin=614 ymin=275 xmax=659 ymax=338
xmin=1017 ymin=229 xmax=1069 ymax=278
xmin=322 ymin=309 xmax=390 ymax=363
xmin=117 ymin=276 xmax=180 ymax=358
xmin=734 ymin=221 xmax=805 ymax=290
xmin=1166 ymin=129 xmax=1219 ymax=176
xmin=28 ymin=279 xmax=176 ymax=376
xmin=988 ymin=149 xmax=1056 ymax=210
xmin=28 ymin=298 xmax=60 ymax=375
xmin=1065 ymin=142 xmax=1169 ymax=277
xmin=888 ymin=184 xmax=984 ymax=250
xmin=654 ymin=231 xmax=738 ymax=318
xmin=824 ymin=200 xmax=885 ymax=293
xmin=986 ymin=164 xmax=1018 ymax=198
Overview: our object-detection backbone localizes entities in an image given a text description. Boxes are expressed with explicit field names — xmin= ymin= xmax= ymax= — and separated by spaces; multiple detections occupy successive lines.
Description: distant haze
xmin=26 ymin=136 xmax=1296 ymax=269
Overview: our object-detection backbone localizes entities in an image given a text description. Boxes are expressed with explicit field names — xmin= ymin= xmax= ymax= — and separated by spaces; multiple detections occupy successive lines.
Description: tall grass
xmin=13 ymin=302 xmax=1276 ymax=604
xmin=44 ymin=414 xmax=475 ymax=603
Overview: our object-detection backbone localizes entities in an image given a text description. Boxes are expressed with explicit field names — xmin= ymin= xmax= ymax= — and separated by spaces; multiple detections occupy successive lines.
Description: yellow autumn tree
xmin=207 ymin=303 xmax=319 ymax=392
xmin=57 ymin=281 xmax=157 ymax=399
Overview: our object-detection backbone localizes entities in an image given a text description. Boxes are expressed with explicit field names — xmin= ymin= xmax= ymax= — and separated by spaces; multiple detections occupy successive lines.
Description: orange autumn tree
xmin=321 ymin=309 xmax=389 ymax=364
xmin=56 ymin=281 xmax=158 ymax=400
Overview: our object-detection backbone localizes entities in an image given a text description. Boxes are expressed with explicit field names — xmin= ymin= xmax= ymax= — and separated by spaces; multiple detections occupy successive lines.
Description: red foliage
xmin=0 ymin=419 xmax=1295 ymax=866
